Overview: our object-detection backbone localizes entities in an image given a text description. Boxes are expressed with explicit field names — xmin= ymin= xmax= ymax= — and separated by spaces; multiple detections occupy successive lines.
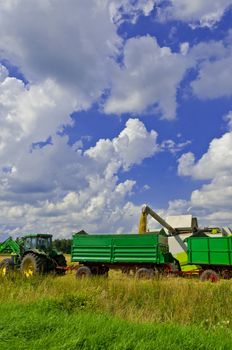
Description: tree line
xmin=53 ymin=239 xmax=72 ymax=254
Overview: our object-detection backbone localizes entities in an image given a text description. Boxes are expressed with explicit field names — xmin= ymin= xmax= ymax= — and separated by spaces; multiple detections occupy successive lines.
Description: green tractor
xmin=0 ymin=234 xmax=67 ymax=277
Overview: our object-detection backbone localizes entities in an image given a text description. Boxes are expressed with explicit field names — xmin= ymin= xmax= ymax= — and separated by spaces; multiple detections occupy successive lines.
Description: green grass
xmin=1 ymin=302 xmax=232 ymax=350
xmin=0 ymin=273 xmax=232 ymax=349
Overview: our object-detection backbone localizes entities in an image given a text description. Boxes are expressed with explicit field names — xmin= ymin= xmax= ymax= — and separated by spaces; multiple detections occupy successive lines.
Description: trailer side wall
xmin=187 ymin=236 xmax=232 ymax=266
xmin=71 ymin=230 xmax=170 ymax=265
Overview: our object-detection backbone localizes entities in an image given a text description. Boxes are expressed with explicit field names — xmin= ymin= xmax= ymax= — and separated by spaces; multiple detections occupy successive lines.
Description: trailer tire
xmin=200 ymin=269 xmax=219 ymax=282
xmin=136 ymin=268 xmax=154 ymax=279
xmin=76 ymin=266 xmax=92 ymax=278
xmin=122 ymin=267 xmax=130 ymax=275
xmin=221 ymin=270 xmax=232 ymax=279
xmin=99 ymin=267 xmax=109 ymax=278
xmin=0 ymin=258 xmax=14 ymax=277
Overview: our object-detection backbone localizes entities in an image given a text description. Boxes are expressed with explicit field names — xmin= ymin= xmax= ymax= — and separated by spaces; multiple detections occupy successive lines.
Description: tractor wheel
xmin=20 ymin=253 xmax=45 ymax=278
xmin=53 ymin=254 xmax=67 ymax=275
xmin=135 ymin=268 xmax=154 ymax=279
xmin=76 ymin=266 xmax=92 ymax=278
xmin=0 ymin=258 xmax=14 ymax=277
xmin=200 ymin=269 xmax=219 ymax=282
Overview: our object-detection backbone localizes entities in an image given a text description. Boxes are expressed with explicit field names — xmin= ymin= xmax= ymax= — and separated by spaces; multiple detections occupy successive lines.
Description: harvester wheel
xmin=200 ymin=269 xmax=219 ymax=282
xmin=53 ymin=254 xmax=67 ymax=275
xmin=76 ymin=266 xmax=92 ymax=278
xmin=136 ymin=268 xmax=154 ymax=279
xmin=20 ymin=253 xmax=45 ymax=278
xmin=0 ymin=258 xmax=14 ymax=277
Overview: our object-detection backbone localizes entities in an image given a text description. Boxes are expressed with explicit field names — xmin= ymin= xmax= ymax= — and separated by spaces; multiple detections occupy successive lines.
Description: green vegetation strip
xmin=0 ymin=274 xmax=232 ymax=349
xmin=1 ymin=301 xmax=232 ymax=350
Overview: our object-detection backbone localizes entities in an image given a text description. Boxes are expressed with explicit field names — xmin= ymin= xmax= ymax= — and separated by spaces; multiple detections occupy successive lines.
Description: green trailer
xmin=187 ymin=235 xmax=232 ymax=281
xmin=71 ymin=229 xmax=180 ymax=278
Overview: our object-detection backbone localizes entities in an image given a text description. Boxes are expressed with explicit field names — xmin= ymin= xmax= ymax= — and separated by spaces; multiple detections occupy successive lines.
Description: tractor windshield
xmin=24 ymin=237 xmax=37 ymax=250
xmin=37 ymin=237 xmax=52 ymax=250
xmin=23 ymin=236 xmax=52 ymax=250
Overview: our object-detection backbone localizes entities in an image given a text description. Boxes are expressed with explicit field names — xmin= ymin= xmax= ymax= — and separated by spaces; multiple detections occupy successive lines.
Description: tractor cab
xmin=22 ymin=234 xmax=52 ymax=252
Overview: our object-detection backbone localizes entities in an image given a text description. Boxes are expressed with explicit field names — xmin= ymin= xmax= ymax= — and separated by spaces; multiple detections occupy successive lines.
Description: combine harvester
xmin=139 ymin=205 xmax=232 ymax=280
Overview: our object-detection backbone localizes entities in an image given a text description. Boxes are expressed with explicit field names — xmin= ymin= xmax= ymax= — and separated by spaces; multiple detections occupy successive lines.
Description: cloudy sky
xmin=0 ymin=0 xmax=232 ymax=238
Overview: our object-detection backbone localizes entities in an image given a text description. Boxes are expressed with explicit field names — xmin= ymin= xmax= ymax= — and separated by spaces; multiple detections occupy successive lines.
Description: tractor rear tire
xmin=53 ymin=254 xmax=67 ymax=275
xmin=200 ymin=269 xmax=219 ymax=282
xmin=20 ymin=253 xmax=46 ymax=278
xmin=0 ymin=258 xmax=14 ymax=277
xmin=136 ymin=268 xmax=154 ymax=279
xmin=76 ymin=266 xmax=92 ymax=278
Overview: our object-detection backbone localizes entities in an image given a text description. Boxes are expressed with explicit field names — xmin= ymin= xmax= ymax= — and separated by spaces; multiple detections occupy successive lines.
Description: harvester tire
xmin=0 ymin=258 xmax=14 ymax=277
xmin=20 ymin=253 xmax=46 ymax=278
xmin=76 ymin=266 xmax=92 ymax=278
xmin=53 ymin=254 xmax=67 ymax=275
xmin=136 ymin=268 xmax=154 ymax=279
xmin=200 ymin=269 xmax=219 ymax=282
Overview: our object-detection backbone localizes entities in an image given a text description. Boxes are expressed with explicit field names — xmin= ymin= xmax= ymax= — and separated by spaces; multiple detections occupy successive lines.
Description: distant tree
xmin=53 ymin=239 xmax=72 ymax=254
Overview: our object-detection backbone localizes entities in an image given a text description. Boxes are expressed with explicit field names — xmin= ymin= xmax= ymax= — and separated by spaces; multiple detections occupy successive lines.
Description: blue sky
xmin=0 ymin=1 xmax=232 ymax=238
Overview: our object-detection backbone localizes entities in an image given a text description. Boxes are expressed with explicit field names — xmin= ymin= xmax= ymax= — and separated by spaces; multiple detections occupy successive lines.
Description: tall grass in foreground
xmin=1 ymin=302 xmax=232 ymax=350
xmin=0 ymin=272 xmax=232 ymax=328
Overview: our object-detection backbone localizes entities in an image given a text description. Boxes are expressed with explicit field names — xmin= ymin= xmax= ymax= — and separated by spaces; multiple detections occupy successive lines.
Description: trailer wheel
xmin=0 ymin=258 xmax=14 ymax=277
xmin=200 ymin=269 xmax=219 ymax=282
xmin=121 ymin=267 xmax=130 ymax=275
xmin=99 ymin=267 xmax=109 ymax=278
xmin=221 ymin=270 xmax=232 ymax=279
xmin=76 ymin=266 xmax=92 ymax=278
xmin=136 ymin=268 xmax=154 ymax=279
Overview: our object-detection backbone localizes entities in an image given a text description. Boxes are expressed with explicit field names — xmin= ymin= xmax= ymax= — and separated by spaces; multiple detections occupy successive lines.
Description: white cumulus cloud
xmin=186 ymin=34 xmax=232 ymax=101
xmin=104 ymin=36 xmax=190 ymax=119
xmin=0 ymin=97 xmax=160 ymax=236
xmin=177 ymin=130 xmax=232 ymax=226
xmin=158 ymin=0 xmax=232 ymax=28
xmin=0 ymin=0 xmax=121 ymax=110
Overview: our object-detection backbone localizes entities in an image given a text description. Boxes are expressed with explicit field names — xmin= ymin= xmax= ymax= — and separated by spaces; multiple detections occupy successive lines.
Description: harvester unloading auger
xmin=138 ymin=205 xmax=200 ymax=254
xmin=139 ymin=205 xmax=178 ymax=235
xmin=139 ymin=205 xmax=232 ymax=236
xmin=138 ymin=204 xmax=200 ymax=234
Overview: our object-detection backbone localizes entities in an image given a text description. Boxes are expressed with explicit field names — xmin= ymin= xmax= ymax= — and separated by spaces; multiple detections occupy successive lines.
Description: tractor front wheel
xmin=0 ymin=258 xmax=14 ymax=277
xmin=20 ymin=253 xmax=45 ymax=278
